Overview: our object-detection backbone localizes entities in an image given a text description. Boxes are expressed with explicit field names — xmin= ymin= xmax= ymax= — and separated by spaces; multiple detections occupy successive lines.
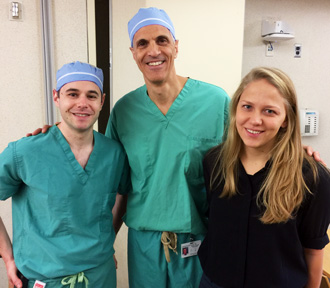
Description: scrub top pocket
xmin=184 ymin=136 xmax=220 ymax=187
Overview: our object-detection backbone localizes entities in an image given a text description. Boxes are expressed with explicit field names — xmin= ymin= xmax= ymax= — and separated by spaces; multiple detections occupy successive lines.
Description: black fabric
xmin=198 ymin=148 xmax=330 ymax=288
xmin=16 ymin=270 xmax=28 ymax=288
xmin=200 ymin=273 xmax=225 ymax=288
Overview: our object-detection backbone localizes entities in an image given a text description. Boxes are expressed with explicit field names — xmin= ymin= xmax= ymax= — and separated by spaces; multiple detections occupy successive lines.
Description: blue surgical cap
xmin=56 ymin=61 xmax=104 ymax=93
xmin=128 ymin=7 xmax=176 ymax=47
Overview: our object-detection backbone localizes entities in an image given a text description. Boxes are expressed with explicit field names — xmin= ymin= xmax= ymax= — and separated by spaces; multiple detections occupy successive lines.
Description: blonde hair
xmin=209 ymin=67 xmax=318 ymax=224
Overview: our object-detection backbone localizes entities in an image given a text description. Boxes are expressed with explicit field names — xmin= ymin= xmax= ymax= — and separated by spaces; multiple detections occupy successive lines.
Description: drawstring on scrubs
xmin=61 ymin=272 xmax=89 ymax=288
xmin=161 ymin=231 xmax=178 ymax=263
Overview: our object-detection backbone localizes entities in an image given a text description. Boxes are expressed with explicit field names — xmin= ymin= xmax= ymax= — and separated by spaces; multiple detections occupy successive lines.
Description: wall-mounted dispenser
xmin=261 ymin=20 xmax=294 ymax=42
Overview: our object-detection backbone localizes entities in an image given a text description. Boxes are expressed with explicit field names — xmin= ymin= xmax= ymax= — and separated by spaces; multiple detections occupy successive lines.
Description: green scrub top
xmin=106 ymin=78 xmax=230 ymax=235
xmin=0 ymin=126 xmax=129 ymax=280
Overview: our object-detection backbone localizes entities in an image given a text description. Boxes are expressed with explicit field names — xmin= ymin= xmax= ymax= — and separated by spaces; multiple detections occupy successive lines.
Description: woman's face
xmin=236 ymin=79 xmax=287 ymax=155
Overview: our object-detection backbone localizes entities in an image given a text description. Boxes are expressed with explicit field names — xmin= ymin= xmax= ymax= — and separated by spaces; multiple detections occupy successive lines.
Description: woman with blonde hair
xmin=198 ymin=67 xmax=330 ymax=288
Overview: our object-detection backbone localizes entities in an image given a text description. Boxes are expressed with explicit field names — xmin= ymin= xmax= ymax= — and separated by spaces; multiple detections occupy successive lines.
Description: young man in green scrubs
xmin=0 ymin=61 xmax=129 ymax=288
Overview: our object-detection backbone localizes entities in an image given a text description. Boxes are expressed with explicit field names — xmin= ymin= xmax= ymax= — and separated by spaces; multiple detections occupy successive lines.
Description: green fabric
xmin=61 ymin=272 xmax=89 ymax=288
xmin=26 ymin=256 xmax=116 ymax=288
xmin=106 ymin=78 xmax=230 ymax=235
xmin=127 ymin=228 xmax=204 ymax=288
xmin=0 ymin=126 xmax=129 ymax=281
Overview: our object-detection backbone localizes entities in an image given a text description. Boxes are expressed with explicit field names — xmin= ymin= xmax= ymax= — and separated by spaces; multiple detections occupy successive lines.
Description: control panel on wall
xmin=300 ymin=109 xmax=319 ymax=136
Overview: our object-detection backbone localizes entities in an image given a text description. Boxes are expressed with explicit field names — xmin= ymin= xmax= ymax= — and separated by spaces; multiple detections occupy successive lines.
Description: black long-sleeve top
xmin=198 ymin=151 xmax=330 ymax=288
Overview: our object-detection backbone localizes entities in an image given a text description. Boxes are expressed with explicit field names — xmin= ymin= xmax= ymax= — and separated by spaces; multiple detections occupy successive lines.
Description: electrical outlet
xmin=294 ymin=44 xmax=302 ymax=58
xmin=266 ymin=43 xmax=274 ymax=57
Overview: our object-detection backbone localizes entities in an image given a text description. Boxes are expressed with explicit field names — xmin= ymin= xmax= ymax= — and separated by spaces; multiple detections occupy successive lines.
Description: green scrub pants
xmin=128 ymin=228 xmax=204 ymax=288
xmin=26 ymin=255 xmax=116 ymax=288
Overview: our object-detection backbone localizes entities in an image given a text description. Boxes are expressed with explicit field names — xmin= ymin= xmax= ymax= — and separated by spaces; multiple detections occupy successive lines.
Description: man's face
xmin=130 ymin=25 xmax=178 ymax=86
xmin=53 ymin=81 xmax=104 ymax=134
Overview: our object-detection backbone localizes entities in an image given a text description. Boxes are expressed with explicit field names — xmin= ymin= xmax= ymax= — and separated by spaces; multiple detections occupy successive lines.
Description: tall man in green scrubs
xmin=106 ymin=7 xmax=230 ymax=288
xmin=0 ymin=61 xmax=129 ymax=288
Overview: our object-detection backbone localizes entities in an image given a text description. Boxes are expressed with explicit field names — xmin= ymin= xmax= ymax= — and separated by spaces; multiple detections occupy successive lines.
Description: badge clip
xmin=33 ymin=280 xmax=46 ymax=288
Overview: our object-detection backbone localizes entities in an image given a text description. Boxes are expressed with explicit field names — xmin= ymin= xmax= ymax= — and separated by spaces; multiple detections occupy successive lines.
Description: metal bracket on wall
xmin=40 ymin=0 xmax=57 ymax=125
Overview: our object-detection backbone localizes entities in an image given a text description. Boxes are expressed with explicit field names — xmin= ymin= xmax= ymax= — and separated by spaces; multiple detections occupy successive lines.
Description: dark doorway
xmin=95 ymin=0 xmax=111 ymax=134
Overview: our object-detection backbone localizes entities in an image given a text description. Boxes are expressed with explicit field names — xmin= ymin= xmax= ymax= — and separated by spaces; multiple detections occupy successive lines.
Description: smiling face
xmin=236 ymin=79 xmax=288 ymax=155
xmin=130 ymin=25 xmax=178 ymax=86
xmin=53 ymin=81 xmax=104 ymax=134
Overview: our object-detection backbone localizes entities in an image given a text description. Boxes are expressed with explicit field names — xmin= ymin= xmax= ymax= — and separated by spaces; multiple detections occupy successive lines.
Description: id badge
xmin=181 ymin=240 xmax=201 ymax=258
xmin=33 ymin=280 xmax=46 ymax=288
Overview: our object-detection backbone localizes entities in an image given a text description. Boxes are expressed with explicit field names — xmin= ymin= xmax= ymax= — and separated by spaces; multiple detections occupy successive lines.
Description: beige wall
xmin=152 ymin=0 xmax=245 ymax=97
xmin=0 ymin=0 xmax=88 ymax=286
xmin=112 ymin=0 xmax=146 ymax=105
xmin=243 ymin=0 xmax=330 ymax=166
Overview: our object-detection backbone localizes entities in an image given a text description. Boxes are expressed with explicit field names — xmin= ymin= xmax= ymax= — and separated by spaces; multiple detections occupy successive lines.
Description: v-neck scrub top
xmin=105 ymin=78 xmax=230 ymax=235
xmin=199 ymin=153 xmax=330 ymax=288
xmin=0 ymin=126 xmax=130 ymax=280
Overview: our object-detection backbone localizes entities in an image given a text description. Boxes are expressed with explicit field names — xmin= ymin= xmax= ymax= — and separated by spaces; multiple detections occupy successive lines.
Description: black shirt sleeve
xmin=298 ymin=164 xmax=330 ymax=249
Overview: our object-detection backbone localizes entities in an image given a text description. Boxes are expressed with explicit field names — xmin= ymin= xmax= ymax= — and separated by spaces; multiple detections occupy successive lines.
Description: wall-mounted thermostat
xmin=300 ymin=109 xmax=319 ymax=136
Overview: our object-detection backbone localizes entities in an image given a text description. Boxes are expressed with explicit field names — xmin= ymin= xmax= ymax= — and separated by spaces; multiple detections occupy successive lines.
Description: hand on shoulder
xmin=26 ymin=122 xmax=60 ymax=137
